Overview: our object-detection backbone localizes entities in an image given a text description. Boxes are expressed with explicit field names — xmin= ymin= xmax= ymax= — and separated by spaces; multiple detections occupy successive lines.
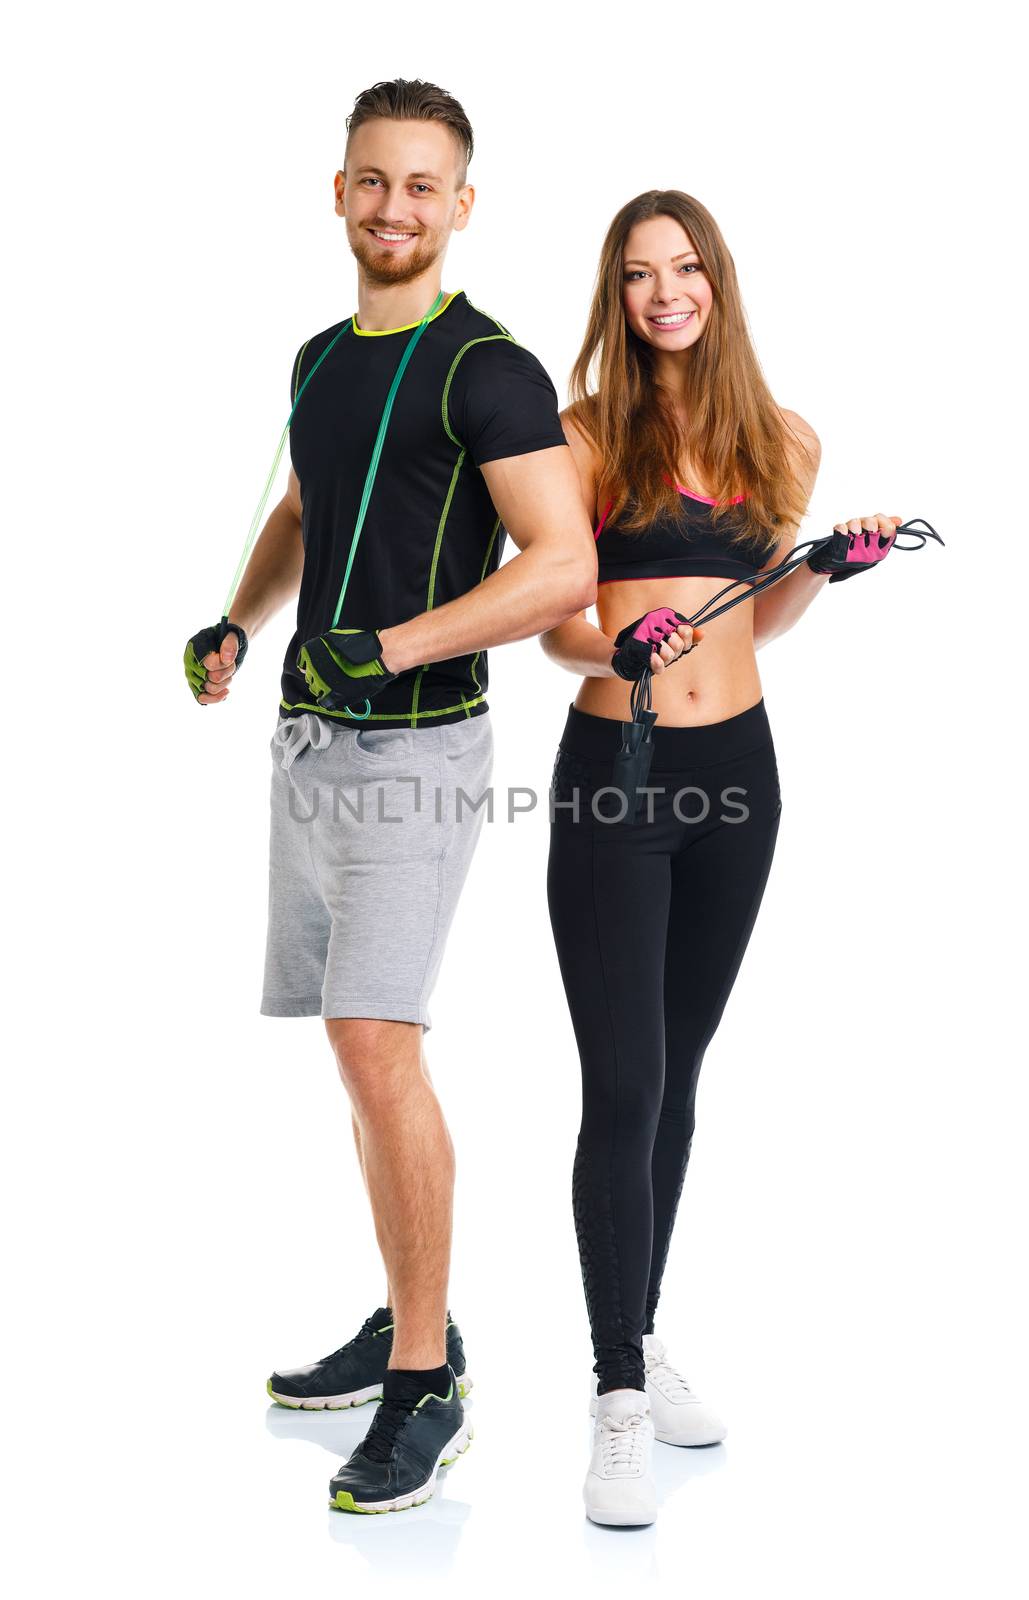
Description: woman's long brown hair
xmin=568 ymin=190 xmax=811 ymax=550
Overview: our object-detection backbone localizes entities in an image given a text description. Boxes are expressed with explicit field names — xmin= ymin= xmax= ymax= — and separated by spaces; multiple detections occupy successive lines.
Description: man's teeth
xmin=651 ymin=311 xmax=694 ymax=326
xmin=373 ymin=230 xmax=414 ymax=241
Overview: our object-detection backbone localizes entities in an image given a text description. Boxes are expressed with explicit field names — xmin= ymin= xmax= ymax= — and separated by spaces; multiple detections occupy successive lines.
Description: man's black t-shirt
xmin=281 ymin=289 xmax=567 ymax=727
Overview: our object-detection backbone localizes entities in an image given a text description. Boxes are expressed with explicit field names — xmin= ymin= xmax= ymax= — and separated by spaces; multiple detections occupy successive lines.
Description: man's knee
xmin=325 ymin=1017 xmax=423 ymax=1113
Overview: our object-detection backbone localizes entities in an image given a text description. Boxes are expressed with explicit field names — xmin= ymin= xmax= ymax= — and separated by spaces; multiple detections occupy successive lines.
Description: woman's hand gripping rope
xmin=611 ymin=607 xmax=698 ymax=682
xmin=807 ymin=513 xmax=904 ymax=581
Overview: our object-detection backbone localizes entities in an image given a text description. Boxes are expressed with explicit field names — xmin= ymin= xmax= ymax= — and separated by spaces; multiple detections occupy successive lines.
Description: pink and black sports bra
xmin=594 ymin=482 xmax=773 ymax=585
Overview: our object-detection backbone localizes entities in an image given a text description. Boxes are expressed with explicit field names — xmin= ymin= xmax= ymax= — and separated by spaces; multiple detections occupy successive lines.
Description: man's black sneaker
xmin=266 ymin=1309 xmax=471 ymax=1410
xmin=329 ymin=1366 xmax=471 ymax=1513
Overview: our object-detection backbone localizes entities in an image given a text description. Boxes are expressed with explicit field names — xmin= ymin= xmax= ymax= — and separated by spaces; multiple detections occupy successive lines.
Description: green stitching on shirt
xmin=409 ymin=665 xmax=423 ymax=726
xmin=463 ymin=295 xmax=512 ymax=337
xmin=279 ymin=695 xmax=486 ymax=722
xmin=410 ymin=445 xmax=468 ymax=726
xmin=427 ymin=450 xmax=466 ymax=611
xmin=441 ymin=335 xmax=514 ymax=447
xmin=467 ymin=515 xmax=502 ymax=713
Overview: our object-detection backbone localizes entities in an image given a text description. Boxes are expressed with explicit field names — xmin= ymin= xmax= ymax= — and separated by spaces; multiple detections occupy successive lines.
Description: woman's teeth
xmin=649 ymin=310 xmax=695 ymax=328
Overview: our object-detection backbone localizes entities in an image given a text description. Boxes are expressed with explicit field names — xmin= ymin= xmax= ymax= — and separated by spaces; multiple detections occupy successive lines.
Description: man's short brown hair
xmin=346 ymin=78 xmax=474 ymax=186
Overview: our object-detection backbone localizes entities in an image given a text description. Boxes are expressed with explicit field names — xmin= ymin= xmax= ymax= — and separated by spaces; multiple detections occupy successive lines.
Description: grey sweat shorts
xmin=261 ymin=710 xmax=494 ymax=1029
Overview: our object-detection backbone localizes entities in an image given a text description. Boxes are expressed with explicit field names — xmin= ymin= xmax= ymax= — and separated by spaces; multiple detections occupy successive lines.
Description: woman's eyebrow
xmin=623 ymin=252 xmax=699 ymax=267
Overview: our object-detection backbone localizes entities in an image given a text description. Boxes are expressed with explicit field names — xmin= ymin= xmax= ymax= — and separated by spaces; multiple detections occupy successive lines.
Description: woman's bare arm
xmin=752 ymin=411 xmax=827 ymax=649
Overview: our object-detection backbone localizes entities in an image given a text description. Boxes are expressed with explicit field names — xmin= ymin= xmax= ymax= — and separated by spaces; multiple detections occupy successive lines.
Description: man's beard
xmin=348 ymin=221 xmax=447 ymax=288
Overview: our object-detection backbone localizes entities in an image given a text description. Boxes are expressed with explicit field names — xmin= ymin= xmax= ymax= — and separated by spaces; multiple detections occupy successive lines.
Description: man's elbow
xmin=558 ymin=555 xmax=597 ymax=616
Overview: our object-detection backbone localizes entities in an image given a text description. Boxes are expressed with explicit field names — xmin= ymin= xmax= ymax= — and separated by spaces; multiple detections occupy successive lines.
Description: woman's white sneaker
xmin=583 ymin=1390 xmax=657 ymax=1527
xmin=642 ymin=1333 xmax=727 ymax=1446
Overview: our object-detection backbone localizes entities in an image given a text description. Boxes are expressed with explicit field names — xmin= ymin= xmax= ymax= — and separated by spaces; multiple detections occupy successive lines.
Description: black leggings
xmin=546 ymin=700 xmax=781 ymax=1393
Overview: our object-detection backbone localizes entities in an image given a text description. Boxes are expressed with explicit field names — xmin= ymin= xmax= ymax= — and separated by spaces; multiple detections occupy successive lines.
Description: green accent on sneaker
xmin=328 ymin=1431 xmax=472 ymax=1513
xmin=267 ymin=1373 xmax=470 ymax=1407
xmin=415 ymin=1380 xmax=455 ymax=1409
xmin=331 ymin=1491 xmax=374 ymax=1514
xmin=266 ymin=1378 xmax=303 ymax=1409
xmin=330 ymin=1488 xmax=433 ymax=1515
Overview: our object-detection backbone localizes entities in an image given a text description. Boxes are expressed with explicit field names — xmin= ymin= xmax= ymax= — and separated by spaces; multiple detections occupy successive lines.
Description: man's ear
xmin=334 ymin=170 xmax=346 ymax=216
xmin=453 ymin=183 xmax=475 ymax=233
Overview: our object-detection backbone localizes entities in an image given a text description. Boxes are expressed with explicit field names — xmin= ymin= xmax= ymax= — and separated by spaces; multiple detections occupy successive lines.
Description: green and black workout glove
xmin=296 ymin=628 xmax=397 ymax=714
xmin=184 ymin=617 xmax=249 ymax=701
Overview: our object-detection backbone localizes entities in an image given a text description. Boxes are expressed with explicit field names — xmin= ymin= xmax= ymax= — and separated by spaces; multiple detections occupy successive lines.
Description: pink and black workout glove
xmin=183 ymin=617 xmax=249 ymax=701
xmin=611 ymin=607 xmax=691 ymax=682
xmin=807 ymin=524 xmax=899 ymax=583
xmin=296 ymin=628 xmax=397 ymax=714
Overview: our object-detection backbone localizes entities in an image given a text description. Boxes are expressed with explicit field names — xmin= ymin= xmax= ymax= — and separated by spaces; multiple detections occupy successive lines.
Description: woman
xmin=543 ymin=190 xmax=901 ymax=1528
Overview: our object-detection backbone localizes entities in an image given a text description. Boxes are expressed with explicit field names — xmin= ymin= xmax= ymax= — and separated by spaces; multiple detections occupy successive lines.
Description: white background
xmin=4 ymin=1 xmax=1026 ymax=1594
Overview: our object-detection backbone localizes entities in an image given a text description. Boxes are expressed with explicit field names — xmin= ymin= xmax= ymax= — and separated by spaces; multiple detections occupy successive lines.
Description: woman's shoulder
xmin=777 ymin=407 xmax=821 ymax=491
xmin=559 ymin=402 xmax=604 ymax=474
xmin=559 ymin=402 xmax=608 ymax=524
xmin=778 ymin=407 xmax=821 ymax=460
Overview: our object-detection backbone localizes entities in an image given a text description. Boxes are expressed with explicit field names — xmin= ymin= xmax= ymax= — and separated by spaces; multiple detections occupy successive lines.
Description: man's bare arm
xmin=539 ymin=413 xmax=625 ymax=676
xmin=196 ymin=466 xmax=305 ymax=704
xmin=229 ymin=465 xmax=306 ymax=640
xmin=377 ymin=444 xmax=597 ymax=674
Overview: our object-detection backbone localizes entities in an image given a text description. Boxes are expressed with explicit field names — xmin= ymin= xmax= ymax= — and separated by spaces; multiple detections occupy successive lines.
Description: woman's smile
xmin=646 ymin=308 xmax=696 ymax=331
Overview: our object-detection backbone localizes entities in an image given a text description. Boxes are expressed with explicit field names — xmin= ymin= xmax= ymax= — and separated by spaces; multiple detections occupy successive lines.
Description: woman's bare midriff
xmin=575 ymin=576 xmax=764 ymax=727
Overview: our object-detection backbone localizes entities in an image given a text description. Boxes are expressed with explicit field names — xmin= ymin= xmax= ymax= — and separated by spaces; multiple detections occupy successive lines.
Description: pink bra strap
xmin=594 ymin=500 xmax=614 ymax=540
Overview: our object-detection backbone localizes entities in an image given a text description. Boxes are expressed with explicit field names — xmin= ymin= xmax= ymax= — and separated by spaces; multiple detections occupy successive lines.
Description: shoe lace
xmin=644 ymin=1338 xmax=693 ymax=1398
xmin=599 ymin=1411 xmax=648 ymax=1470
xmin=357 ymin=1397 xmax=416 ymax=1464
xmin=327 ymin=1313 xmax=382 ymax=1360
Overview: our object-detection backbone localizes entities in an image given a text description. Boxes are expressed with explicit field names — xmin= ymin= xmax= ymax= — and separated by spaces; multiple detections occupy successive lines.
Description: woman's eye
xmin=679 ymin=263 xmax=700 ymax=274
xmin=624 ymin=270 xmax=648 ymax=282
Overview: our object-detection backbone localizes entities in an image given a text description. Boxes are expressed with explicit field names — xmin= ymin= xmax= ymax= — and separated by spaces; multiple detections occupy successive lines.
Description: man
xmin=183 ymin=78 xmax=595 ymax=1514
